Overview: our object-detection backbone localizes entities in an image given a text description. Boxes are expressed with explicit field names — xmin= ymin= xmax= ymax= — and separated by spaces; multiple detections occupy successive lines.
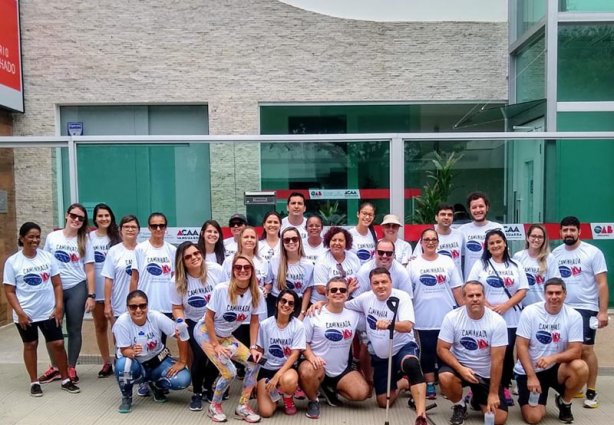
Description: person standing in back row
xmin=281 ymin=193 xmax=308 ymax=240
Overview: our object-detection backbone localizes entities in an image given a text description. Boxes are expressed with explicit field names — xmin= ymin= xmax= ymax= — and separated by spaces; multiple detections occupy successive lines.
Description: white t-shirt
xmin=439 ymin=306 xmax=508 ymax=378
xmin=393 ymin=238 xmax=413 ymax=266
xmin=258 ymin=240 xmax=280 ymax=263
xmin=514 ymin=302 xmax=583 ymax=375
xmin=223 ymin=238 xmax=238 ymax=258
xmin=346 ymin=288 xmax=415 ymax=358
xmin=552 ymin=242 xmax=608 ymax=312
xmin=303 ymin=241 xmax=326 ymax=265
xmin=354 ymin=259 xmax=413 ymax=298
xmin=205 ymin=252 xmax=222 ymax=265
xmin=101 ymin=243 xmax=136 ymax=316
xmin=459 ymin=221 xmax=502 ymax=280
xmin=281 ymin=217 xmax=308 ymax=240
xmin=169 ymin=263 xmax=225 ymax=322
xmin=205 ymin=281 xmax=266 ymax=337
xmin=303 ymin=306 xmax=360 ymax=377
xmin=349 ymin=227 xmax=376 ymax=264
xmin=90 ymin=231 xmax=111 ymax=301
xmin=467 ymin=259 xmax=529 ymax=328
xmin=312 ymin=250 xmax=361 ymax=303
xmin=3 ymin=249 xmax=60 ymax=323
xmin=512 ymin=250 xmax=561 ymax=306
xmin=222 ymin=255 xmax=271 ymax=288
xmin=257 ymin=316 xmax=306 ymax=370
xmin=414 ymin=228 xmax=464 ymax=276
xmin=44 ymin=230 xmax=95 ymax=290
xmin=133 ymin=240 xmax=177 ymax=313
xmin=406 ymin=254 xmax=463 ymax=330
xmin=112 ymin=310 xmax=176 ymax=362
xmin=268 ymin=256 xmax=314 ymax=298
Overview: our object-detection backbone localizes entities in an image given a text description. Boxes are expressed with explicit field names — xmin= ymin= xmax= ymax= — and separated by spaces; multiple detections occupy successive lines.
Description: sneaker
xmin=320 ymin=384 xmax=342 ymax=407
xmin=294 ymin=386 xmax=306 ymax=400
xmin=306 ymin=400 xmax=320 ymax=419
xmin=415 ymin=415 xmax=428 ymax=425
xmin=137 ymin=382 xmax=150 ymax=397
xmin=207 ymin=402 xmax=227 ymax=422
xmin=38 ymin=366 xmax=60 ymax=384
xmin=98 ymin=363 xmax=113 ymax=378
xmin=190 ymin=393 xmax=203 ymax=411
xmin=426 ymin=382 xmax=437 ymax=400
xmin=573 ymin=391 xmax=585 ymax=399
xmin=118 ymin=396 xmax=132 ymax=413
xmin=504 ymin=387 xmax=514 ymax=406
xmin=30 ymin=383 xmax=43 ymax=397
xmin=556 ymin=394 xmax=574 ymax=423
xmin=68 ymin=367 xmax=79 ymax=384
xmin=584 ymin=389 xmax=598 ymax=409
xmin=283 ymin=396 xmax=297 ymax=415
xmin=234 ymin=404 xmax=261 ymax=423
xmin=450 ymin=404 xmax=468 ymax=425
xmin=61 ymin=380 xmax=81 ymax=394
xmin=150 ymin=383 xmax=167 ymax=403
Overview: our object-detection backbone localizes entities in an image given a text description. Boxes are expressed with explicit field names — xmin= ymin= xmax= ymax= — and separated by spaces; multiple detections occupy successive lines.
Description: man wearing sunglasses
xmin=299 ymin=277 xmax=370 ymax=419
xmin=223 ymin=214 xmax=247 ymax=258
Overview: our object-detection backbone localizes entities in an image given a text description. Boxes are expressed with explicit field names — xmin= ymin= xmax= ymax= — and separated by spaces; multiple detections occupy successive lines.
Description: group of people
xmin=1 ymin=191 xmax=609 ymax=425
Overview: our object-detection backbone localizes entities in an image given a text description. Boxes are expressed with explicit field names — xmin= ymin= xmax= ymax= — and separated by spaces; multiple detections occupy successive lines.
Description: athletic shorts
xmin=16 ymin=318 xmax=64 ymax=344
xmin=516 ymin=364 xmax=565 ymax=406
xmin=371 ymin=341 xmax=420 ymax=396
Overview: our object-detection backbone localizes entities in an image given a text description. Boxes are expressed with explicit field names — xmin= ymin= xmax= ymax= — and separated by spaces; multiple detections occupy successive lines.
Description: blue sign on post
xmin=67 ymin=122 xmax=83 ymax=136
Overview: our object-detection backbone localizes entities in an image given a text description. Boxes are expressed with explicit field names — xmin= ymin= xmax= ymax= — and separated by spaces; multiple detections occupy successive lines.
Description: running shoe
xmin=208 ymin=402 xmax=227 ymax=422
xmin=30 ymin=383 xmax=43 ymax=397
xmin=68 ymin=367 xmax=79 ymax=384
xmin=137 ymin=382 xmax=150 ymax=397
xmin=450 ymin=404 xmax=468 ymax=425
xmin=61 ymin=380 xmax=81 ymax=394
xmin=503 ymin=387 xmax=514 ymax=406
xmin=118 ymin=396 xmax=132 ymax=413
xmin=283 ymin=396 xmax=297 ymax=415
xmin=190 ymin=393 xmax=203 ymax=411
xmin=584 ymin=389 xmax=599 ymax=408
xmin=556 ymin=394 xmax=574 ymax=423
xmin=235 ymin=404 xmax=261 ymax=423
xmin=306 ymin=400 xmax=320 ymax=419
xmin=294 ymin=386 xmax=306 ymax=400
xmin=320 ymin=384 xmax=342 ymax=407
xmin=426 ymin=382 xmax=437 ymax=400
xmin=38 ymin=366 xmax=60 ymax=384
xmin=415 ymin=415 xmax=428 ymax=425
xmin=98 ymin=363 xmax=113 ymax=378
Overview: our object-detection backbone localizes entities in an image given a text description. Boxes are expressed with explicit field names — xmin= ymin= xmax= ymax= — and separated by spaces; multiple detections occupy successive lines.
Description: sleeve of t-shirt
xmin=303 ymin=316 xmax=314 ymax=344
xmin=344 ymin=295 xmax=363 ymax=313
xmin=134 ymin=245 xmax=145 ymax=274
xmin=155 ymin=311 xmax=177 ymax=337
xmin=568 ymin=310 xmax=584 ymax=343
xmin=313 ymin=260 xmax=329 ymax=287
xmin=466 ymin=261 xmax=483 ymax=282
xmin=222 ymin=257 xmax=232 ymax=280
xmin=292 ymin=320 xmax=306 ymax=350
xmin=448 ymin=259 xmax=463 ymax=288
xmin=101 ymin=248 xmax=115 ymax=279
xmin=490 ymin=315 xmax=509 ymax=347
xmin=83 ymin=238 xmax=95 ymax=264
xmin=168 ymin=244 xmax=178 ymax=274
xmin=113 ymin=319 xmax=133 ymax=348
xmin=43 ymin=233 xmax=53 ymax=254
xmin=438 ymin=312 xmax=455 ymax=343
xmin=591 ymin=248 xmax=608 ymax=275
xmin=253 ymin=292 xmax=267 ymax=316
xmin=2 ymin=256 xmax=15 ymax=285
xmin=262 ymin=260 xmax=272 ymax=284
xmin=515 ymin=307 xmax=533 ymax=340
xmin=397 ymin=293 xmax=415 ymax=323
xmin=207 ymin=286 xmax=223 ymax=314
xmin=256 ymin=320 xmax=267 ymax=348
xmin=303 ymin=261 xmax=315 ymax=288
xmin=49 ymin=253 xmax=60 ymax=277
xmin=169 ymin=278 xmax=183 ymax=306
xmin=546 ymin=254 xmax=562 ymax=280
xmin=515 ymin=262 xmax=529 ymax=290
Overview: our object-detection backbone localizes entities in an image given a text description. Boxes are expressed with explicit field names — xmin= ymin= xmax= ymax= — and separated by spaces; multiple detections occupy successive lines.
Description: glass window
xmin=514 ymin=32 xmax=546 ymax=103
xmin=558 ymin=23 xmax=614 ymax=101
xmin=516 ymin=0 xmax=546 ymax=39
xmin=560 ymin=0 xmax=614 ymax=12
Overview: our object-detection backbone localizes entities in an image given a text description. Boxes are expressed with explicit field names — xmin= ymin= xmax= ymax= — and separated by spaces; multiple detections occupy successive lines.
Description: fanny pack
xmin=141 ymin=347 xmax=170 ymax=370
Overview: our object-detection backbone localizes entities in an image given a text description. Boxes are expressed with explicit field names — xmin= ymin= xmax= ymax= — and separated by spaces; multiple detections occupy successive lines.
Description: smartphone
xmin=247 ymin=354 xmax=268 ymax=365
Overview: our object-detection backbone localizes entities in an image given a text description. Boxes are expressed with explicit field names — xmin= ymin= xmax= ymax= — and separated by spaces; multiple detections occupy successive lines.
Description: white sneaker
xmin=207 ymin=402 xmax=227 ymax=422
xmin=584 ymin=391 xmax=599 ymax=408
xmin=235 ymin=404 xmax=261 ymax=423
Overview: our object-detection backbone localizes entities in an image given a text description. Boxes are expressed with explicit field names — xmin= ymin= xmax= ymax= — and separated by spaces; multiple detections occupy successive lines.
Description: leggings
xmin=186 ymin=319 xmax=218 ymax=394
xmin=63 ymin=281 xmax=88 ymax=366
xmin=502 ymin=327 xmax=517 ymax=388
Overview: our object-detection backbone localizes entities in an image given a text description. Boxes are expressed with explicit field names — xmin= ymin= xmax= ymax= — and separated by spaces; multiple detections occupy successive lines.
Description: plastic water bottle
xmin=589 ymin=316 xmax=598 ymax=330
xmin=266 ymin=379 xmax=281 ymax=402
xmin=176 ymin=318 xmax=190 ymax=341
xmin=135 ymin=331 xmax=148 ymax=355
xmin=484 ymin=411 xmax=495 ymax=425
xmin=528 ymin=391 xmax=540 ymax=407
xmin=218 ymin=342 xmax=238 ymax=364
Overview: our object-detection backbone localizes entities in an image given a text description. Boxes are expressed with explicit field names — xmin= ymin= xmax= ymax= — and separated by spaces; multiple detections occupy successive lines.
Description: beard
xmin=563 ymin=237 xmax=578 ymax=246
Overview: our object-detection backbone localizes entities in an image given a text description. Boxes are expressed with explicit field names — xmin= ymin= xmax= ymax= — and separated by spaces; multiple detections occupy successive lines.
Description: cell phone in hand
xmin=247 ymin=354 xmax=267 ymax=365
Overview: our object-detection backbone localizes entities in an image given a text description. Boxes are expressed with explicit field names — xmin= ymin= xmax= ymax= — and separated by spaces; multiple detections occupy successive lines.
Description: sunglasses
xmin=184 ymin=251 xmax=201 ymax=261
xmin=278 ymin=298 xmax=295 ymax=307
xmin=422 ymin=238 xmax=438 ymax=243
xmin=335 ymin=263 xmax=347 ymax=279
xmin=229 ymin=221 xmax=244 ymax=227
xmin=377 ymin=250 xmax=394 ymax=257
xmin=128 ymin=303 xmax=148 ymax=311
xmin=283 ymin=236 xmax=300 ymax=245
xmin=149 ymin=223 xmax=167 ymax=230
xmin=329 ymin=287 xmax=348 ymax=294
xmin=68 ymin=212 xmax=85 ymax=222
xmin=233 ymin=264 xmax=253 ymax=272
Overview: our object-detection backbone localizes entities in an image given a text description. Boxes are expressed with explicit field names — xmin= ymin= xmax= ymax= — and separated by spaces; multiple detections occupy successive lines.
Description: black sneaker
xmin=450 ymin=404 xmax=468 ymax=425
xmin=320 ymin=384 xmax=342 ymax=407
xmin=306 ymin=400 xmax=320 ymax=419
xmin=98 ymin=363 xmax=114 ymax=378
xmin=118 ymin=396 xmax=132 ymax=413
xmin=150 ymin=383 xmax=167 ymax=403
xmin=190 ymin=393 xmax=203 ymax=411
xmin=555 ymin=394 xmax=574 ymax=424
xmin=61 ymin=380 xmax=81 ymax=394
xmin=30 ymin=383 xmax=43 ymax=397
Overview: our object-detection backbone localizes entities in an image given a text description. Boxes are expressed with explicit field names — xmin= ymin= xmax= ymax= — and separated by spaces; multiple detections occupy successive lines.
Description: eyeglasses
xmin=184 ymin=251 xmax=202 ymax=261
xmin=233 ymin=264 xmax=253 ymax=272
xmin=122 ymin=225 xmax=138 ymax=230
xmin=128 ymin=303 xmax=148 ymax=311
xmin=329 ymin=287 xmax=348 ymax=294
xmin=422 ymin=238 xmax=438 ymax=243
xmin=278 ymin=298 xmax=295 ymax=307
xmin=377 ymin=250 xmax=394 ymax=257
xmin=335 ymin=263 xmax=347 ymax=279
xmin=360 ymin=212 xmax=374 ymax=218
xmin=283 ymin=236 xmax=300 ymax=245
xmin=529 ymin=234 xmax=544 ymax=240
xmin=68 ymin=212 xmax=85 ymax=222
xmin=383 ymin=223 xmax=400 ymax=228
xmin=229 ymin=221 xmax=244 ymax=227
xmin=149 ymin=223 xmax=167 ymax=230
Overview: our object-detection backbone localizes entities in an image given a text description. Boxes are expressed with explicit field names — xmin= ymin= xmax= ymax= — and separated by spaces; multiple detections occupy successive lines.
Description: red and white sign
xmin=0 ymin=0 xmax=24 ymax=112
xmin=591 ymin=223 xmax=614 ymax=239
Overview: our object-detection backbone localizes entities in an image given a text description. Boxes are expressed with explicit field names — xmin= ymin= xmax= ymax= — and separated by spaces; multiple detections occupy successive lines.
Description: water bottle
xmin=218 ymin=341 xmax=238 ymax=364
xmin=589 ymin=316 xmax=598 ymax=330
xmin=266 ymin=378 xmax=281 ymax=402
xmin=135 ymin=331 xmax=148 ymax=356
xmin=484 ymin=411 xmax=495 ymax=425
xmin=528 ymin=391 xmax=540 ymax=407
xmin=176 ymin=318 xmax=190 ymax=341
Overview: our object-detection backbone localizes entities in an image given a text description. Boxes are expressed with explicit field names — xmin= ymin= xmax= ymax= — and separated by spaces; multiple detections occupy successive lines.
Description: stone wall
xmin=0 ymin=110 xmax=16 ymax=325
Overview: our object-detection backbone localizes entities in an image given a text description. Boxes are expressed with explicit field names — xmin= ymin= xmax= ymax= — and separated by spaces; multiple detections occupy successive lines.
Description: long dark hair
xmin=480 ymin=229 xmax=517 ymax=268
xmin=93 ymin=203 xmax=121 ymax=247
xmin=197 ymin=219 xmax=225 ymax=265
xmin=275 ymin=288 xmax=300 ymax=320
xmin=259 ymin=211 xmax=282 ymax=240
xmin=358 ymin=201 xmax=378 ymax=245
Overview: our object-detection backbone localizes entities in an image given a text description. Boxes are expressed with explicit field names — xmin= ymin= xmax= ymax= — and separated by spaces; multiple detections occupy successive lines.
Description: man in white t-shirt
xmin=437 ymin=281 xmax=508 ymax=425
xmin=280 ymin=192 xmax=308 ymax=240
xmin=458 ymin=192 xmax=501 ymax=280
xmin=515 ymin=277 xmax=587 ymax=425
xmin=223 ymin=214 xmax=247 ymax=258
xmin=552 ymin=216 xmax=609 ymax=408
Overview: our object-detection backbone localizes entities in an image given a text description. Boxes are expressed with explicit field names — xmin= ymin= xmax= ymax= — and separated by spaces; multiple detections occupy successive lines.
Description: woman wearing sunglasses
xmin=258 ymin=211 xmax=281 ymax=262
xmin=197 ymin=219 xmax=226 ymax=266
xmin=312 ymin=226 xmax=360 ymax=304
xmin=256 ymin=289 xmax=305 ymax=417
xmin=39 ymin=203 xmax=95 ymax=385
xmin=194 ymin=255 xmax=266 ymax=423
xmin=171 ymin=241 xmax=225 ymax=411
xmin=267 ymin=227 xmax=314 ymax=319
xmin=112 ymin=290 xmax=190 ymax=413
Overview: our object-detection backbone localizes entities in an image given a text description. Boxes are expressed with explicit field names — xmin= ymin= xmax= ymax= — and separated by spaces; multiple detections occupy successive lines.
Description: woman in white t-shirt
xmin=381 ymin=214 xmax=413 ymax=266
xmin=258 ymin=211 xmax=281 ymax=262
xmin=171 ymin=241 xmax=225 ymax=411
xmin=513 ymin=224 xmax=561 ymax=306
xmin=349 ymin=202 xmax=378 ymax=264
xmin=194 ymin=255 xmax=266 ymax=423
xmin=197 ymin=219 xmax=225 ymax=266
xmin=3 ymin=222 xmax=80 ymax=396
xmin=40 ymin=203 xmax=95 ymax=385
xmin=90 ymin=203 xmax=122 ymax=379
xmin=303 ymin=215 xmax=326 ymax=265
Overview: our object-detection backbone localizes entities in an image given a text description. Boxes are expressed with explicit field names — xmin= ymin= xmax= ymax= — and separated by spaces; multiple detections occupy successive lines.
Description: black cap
xmin=228 ymin=214 xmax=247 ymax=225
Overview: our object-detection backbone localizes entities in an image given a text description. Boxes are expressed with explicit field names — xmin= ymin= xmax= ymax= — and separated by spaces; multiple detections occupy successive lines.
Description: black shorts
xmin=575 ymin=309 xmax=597 ymax=345
xmin=322 ymin=363 xmax=353 ymax=390
xmin=16 ymin=318 xmax=64 ymax=344
xmin=516 ymin=364 xmax=565 ymax=406
xmin=257 ymin=367 xmax=279 ymax=382
xmin=371 ymin=341 xmax=420 ymax=395
xmin=439 ymin=364 xmax=508 ymax=412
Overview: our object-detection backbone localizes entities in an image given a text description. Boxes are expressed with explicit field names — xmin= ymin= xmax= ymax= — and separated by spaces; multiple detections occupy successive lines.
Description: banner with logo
xmin=308 ymin=189 xmax=361 ymax=200
xmin=0 ymin=0 xmax=23 ymax=112
xmin=591 ymin=223 xmax=614 ymax=239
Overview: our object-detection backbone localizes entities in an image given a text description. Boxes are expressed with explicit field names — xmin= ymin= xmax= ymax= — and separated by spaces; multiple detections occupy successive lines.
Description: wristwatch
xmin=249 ymin=345 xmax=258 ymax=350
xmin=87 ymin=293 xmax=96 ymax=299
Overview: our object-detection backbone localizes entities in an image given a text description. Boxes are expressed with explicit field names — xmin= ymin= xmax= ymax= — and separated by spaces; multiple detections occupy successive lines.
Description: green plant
xmin=413 ymin=151 xmax=462 ymax=224
xmin=318 ymin=201 xmax=347 ymax=226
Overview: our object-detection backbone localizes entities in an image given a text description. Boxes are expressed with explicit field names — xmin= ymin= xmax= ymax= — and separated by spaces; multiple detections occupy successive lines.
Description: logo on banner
xmin=503 ymin=224 xmax=525 ymax=241
xmin=592 ymin=223 xmax=614 ymax=239
xmin=308 ymin=189 xmax=361 ymax=200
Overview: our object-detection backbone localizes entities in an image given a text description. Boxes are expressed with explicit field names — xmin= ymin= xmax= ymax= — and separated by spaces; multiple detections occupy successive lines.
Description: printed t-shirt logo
xmin=24 ymin=273 xmax=44 ymax=286
xmin=356 ymin=249 xmax=372 ymax=261
xmin=94 ymin=251 xmax=106 ymax=263
xmin=466 ymin=241 xmax=482 ymax=252
xmin=54 ymin=250 xmax=71 ymax=263
xmin=222 ymin=312 xmax=248 ymax=322
xmin=367 ymin=314 xmax=378 ymax=330
xmin=187 ymin=296 xmax=207 ymax=308
xmin=559 ymin=266 xmax=581 ymax=278
xmin=269 ymin=345 xmax=292 ymax=358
